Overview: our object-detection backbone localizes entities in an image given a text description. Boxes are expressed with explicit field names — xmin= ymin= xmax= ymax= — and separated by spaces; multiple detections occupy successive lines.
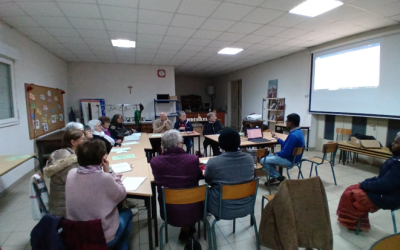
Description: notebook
xmin=247 ymin=128 xmax=269 ymax=143
xmin=110 ymin=162 xmax=132 ymax=174
xmin=122 ymin=177 xmax=147 ymax=191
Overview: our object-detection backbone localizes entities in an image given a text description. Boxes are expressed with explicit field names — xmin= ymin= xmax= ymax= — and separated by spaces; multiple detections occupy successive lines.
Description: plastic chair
xmin=356 ymin=209 xmax=398 ymax=235
xmin=210 ymin=178 xmax=260 ymax=250
xmin=159 ymin=185 xmax=211 ymax=250
xmin=261 ymin=195 xmax=275 ymax=213
xmin=369 ymin=233 xmax=400 ymax=250
xmin=302 ymin=143 xmax=338 ymax=185
xmin=336 ymin=128 xmax=354 ymax=164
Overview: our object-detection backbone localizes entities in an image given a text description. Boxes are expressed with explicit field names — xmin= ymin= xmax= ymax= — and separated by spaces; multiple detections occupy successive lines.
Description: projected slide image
xmin=314 ymin=43 xmax=380 ymax=91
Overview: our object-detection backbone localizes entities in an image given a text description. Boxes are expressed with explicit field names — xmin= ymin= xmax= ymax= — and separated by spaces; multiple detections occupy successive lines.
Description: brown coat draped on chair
xmin=259 ymin=176 xmax=333 ymax=250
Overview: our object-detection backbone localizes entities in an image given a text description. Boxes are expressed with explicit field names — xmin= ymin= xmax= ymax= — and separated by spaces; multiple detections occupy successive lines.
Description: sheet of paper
xmin=112 ymin=154 xmax=135 ymax=160
xmin=111 ymin=147 xmax=130 ymax=153
xmin=200 ymin=159 xmax=208 ymax=164
xmin=122 ymin=141 xmax=139 ymax=146
xmin=124 ymin=134 xmax=141 ymax=141
xmin=110 ymin=162 xmax=132 ymax=174
xmin=122 ymin=177 xmax=147 ymax=191
xmin=152 ymin=134 xmax=162 ymax=137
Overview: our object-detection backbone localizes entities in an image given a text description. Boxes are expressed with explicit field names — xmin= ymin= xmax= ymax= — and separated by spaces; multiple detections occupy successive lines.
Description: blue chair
xmin=302 ymin=143 xmax=338 ymax=185
xmin=356 ymin=209 xmax=398 ymax=235
xmin=159 ymin=185 xmax=211 ymax=250
xmin=210 ymin=178 xmax=260 ymax=250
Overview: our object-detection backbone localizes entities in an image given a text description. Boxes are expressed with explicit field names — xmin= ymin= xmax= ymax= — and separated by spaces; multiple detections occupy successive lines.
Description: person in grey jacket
xmin=205 ymin=128 xmax=255 ymax=219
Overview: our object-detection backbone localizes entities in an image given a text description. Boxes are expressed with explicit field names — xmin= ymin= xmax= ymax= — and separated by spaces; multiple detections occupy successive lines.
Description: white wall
xmin=175 ymin=76 xmax=213 ymax=109
xmin=0 ymin=21 xmax=68 ymax=192
xmin=68 ymin=63 xmax=175 ymax=122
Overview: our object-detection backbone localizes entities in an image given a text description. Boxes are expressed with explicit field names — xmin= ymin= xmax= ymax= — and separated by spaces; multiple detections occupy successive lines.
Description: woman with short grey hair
xmin=150 ymin=128 xmax=203 ymax=241
xmin=173 ymin=111 xmax=194 ymax=154
xmin=87 ymin=119 xmax=115 ymax=153
xmin=65 ymin=122 xmax=84 ymax=131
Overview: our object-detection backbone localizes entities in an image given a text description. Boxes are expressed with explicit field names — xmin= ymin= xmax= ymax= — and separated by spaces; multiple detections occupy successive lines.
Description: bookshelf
xmin=267 ymin=98 xmax=285 ymax=129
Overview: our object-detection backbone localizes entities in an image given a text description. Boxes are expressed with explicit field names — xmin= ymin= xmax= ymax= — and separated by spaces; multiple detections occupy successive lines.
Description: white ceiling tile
xmin=108 ymin=31 xmax=136 ymax=40
xmin=83 ymin=38 xmax=111 ymax=46
xmin=275 ymin=28 xmax=309 ymax=39
xmin=0 ymin=3 xmax=26 ymax=17
xmin=314 ymin=21 xmax=355 ymax=34
xmin=192 ymin=30 xmax=222 ymax=40
xmin=138 ymin=9 xmax=174 ymax=25
xmin=99 ymin=5 xmax=137 ymax=22
xmin=77 ymin=29 xmax=109 ymax=39
xmin=56 ymin=0 xmax=97 ymax=4
xmin=170 ymin=14 xmax=207 ymax=29
xmin=349 ymin=0 xmax=399 ymax=11
xmin=216 ymin=32 xmax=247 ymax=42
xmin=42 ymin=43 xmax=68 ymax=50
xmin=269 ymin=13 xmax=310 ymax=27
xmin=2 ymin=16 xmax=40 ymax=27
xmin=46 ymin=27 xmax=80 ymax=37
xmin=156 ymin=50 xmax=178 ymax=56
xmin=206 ymin=40 xmax=233 ymax=48
xmin=193 ymin=51 xmax=215 ymax=58
xmin=280 ymin=39 xmax=307 ymax=47
xmin=105 ymin=20 xmax=136 ymax=33
xmin=138 ymin=23 xmax=168 ymax=35
xmin=69 ymin=18 xmax=106 ymax=30
xmin=372 ymin=1 xmax=400 ymax=17
xmin=200 ymin=18 xmax=236 ymax=32
xmin=162 ymin=36 xmax=189 ymax=45
xmin=97 ymin=0 xmax=138 ymax=8
xmin=29 ymin=35 xmax=60 ymax=44
xmin=227 ymin=22 xmax=263 ymax=34
xmin=238 ymin=34 xmax=268 ymax=43
xmin=211 ymin=2 xmax=255 ymax=21
xmin=175 ymin=50 xmax=198 ymax=57
xmin=248 ymin=43 xmax=273 ymax=50
xmin=165 ymin=27 xmax=197 ymax=38
xmin=242 ymin=8 xmax=284 ymax=24
xmin=181 ymin=45 xmax=204 ymax=52
xmin=293 ymin=18 xmax=334 ymax=31
xmin=17 ymin=2 xmax=64 ymax=16
xmin=391 ymin=15 xmax=400 ymax=21
xmin=260 ymin=0 xmax=304 ymax=12
xmin=58 ymin=37 xmax=86 ymax=44
xmin=89 ymin=45 xmax=114 ymax=51
xmin=295 ymin=30 xmax=330 ymax=41
xmin=159 ymin=43 xmax=183 ymax=50
xmin=17 ymin=27 xmax=51 ymax=37
xmin=259 ymin=37 xmax=289 ymax=45
xmin=63 ymin=43 xmax=90 ymax=50
xmin=253 ymin=25 xmax=286 ymax=36
xmin=152 ymin=59 xmax=171 ymax=65
xmin=225 ymin=0 xmax=265 ymax=6
xmin=136 ymin=42 xmax=160 ymax=49
xmin=32 ymin=16 xmax=73 ymax=28
xmin=154 ymin=54 xmax=175 ymax=60
xmin=57 ymin=3 xmax=101 ymax=18
xmin=359 ymin=18 xmax=398 ymax=30
xmin=230 ymin=42 xmax=257 ymax=49
xmin=139 ymin=0 xmax=181 ymax=13
xmin=135 ymin=48 xmax=157 ymax=54
xmin=136 ymin=34 xmax=164 ymax=43
xmin=318 ymin=5 xmax=364 ymax=21
xmin=186 ymin=38 xmax=212 ymax=46
xmin=93 ymin=50 xmax=115 ymax=56
xmin=177 ymin=0 xmax=220 ymax=17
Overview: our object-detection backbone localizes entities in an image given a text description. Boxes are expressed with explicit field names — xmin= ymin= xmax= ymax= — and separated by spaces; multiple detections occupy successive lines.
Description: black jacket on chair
xmin=203 ymin=120 xmax=224 ymax=136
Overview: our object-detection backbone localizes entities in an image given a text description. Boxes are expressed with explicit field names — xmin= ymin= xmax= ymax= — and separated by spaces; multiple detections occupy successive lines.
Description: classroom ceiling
xmin=1 ymin=0 xmax=400 ymax=77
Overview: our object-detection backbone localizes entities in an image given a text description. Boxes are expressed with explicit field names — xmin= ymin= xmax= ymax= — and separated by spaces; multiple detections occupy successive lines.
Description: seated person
xmin=150 ymin=129 xmax=202 ymax=241
xmin=99 ymin=116 xmax=117 ymax=140
xmin=205 ymin=128 xmax=254 ymax=219
xmin=261 ymin=113 xmax=304 ymax=186
xmin=43 ymin=129 xmax=84 ymax=217
xmin=83 ymin=125 xmax=93 ymax=139
xmin=109 ymin=114 xmax=135 ymax=141
xmin=66 ymin=139 xmax=133 ymax=245
xmin=337 ymin=133 xmax=400 ymax=231
xmin=203 ymin=112 xmax=224 ymax=156
xmin=174 ymin=111 xmax=193 ymax=154
xmin=65 ymin=122 xmax=83 ymax=131
xmin=152 ymin=112 xmax=173 ymax=155
xmin=88 ymin=119 xmax=115 ymax=154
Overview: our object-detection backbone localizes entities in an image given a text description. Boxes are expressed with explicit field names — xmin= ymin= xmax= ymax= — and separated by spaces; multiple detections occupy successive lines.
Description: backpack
xmin=184 ymin=238 xmax=202 ymax=250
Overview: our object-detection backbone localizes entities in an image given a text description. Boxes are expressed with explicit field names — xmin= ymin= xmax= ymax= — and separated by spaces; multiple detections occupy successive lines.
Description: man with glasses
xmin=261 ymin=113 xmax=305 ymax=186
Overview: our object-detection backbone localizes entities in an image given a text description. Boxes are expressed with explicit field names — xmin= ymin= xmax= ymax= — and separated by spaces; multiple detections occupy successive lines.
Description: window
xmin=0 ymin=57 xmax=18 ymax=127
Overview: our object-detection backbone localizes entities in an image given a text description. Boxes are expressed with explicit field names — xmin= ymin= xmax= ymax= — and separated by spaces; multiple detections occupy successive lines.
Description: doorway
xmin=230 ymin=80 xmax=242 ymax=131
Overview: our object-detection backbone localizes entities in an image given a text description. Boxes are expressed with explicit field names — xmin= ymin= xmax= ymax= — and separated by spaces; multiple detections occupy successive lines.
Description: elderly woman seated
xmin=150 ymin=129 xmax=203 ymax=241
xmin=173 ymin=111 xmax=193 ymax=154
xmin=109 ymin=114 xmax=135 ymax=141
xmin=205 ymin=128 xmax=255 ymax=218
xmin=337 ymin=132 xmax=400 ymax=231
xmin=88 ymin=120 xmax=116 ymax=154
xmin=65 ymin=122 xmax=83 ymax=131
xmin=203 ymin=112 xmax=224 ymax=156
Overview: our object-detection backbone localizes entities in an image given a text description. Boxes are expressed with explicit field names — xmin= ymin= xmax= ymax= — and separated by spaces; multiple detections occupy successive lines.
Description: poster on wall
xmin=80 ymin=99 xmax=106 ymax=124
xmin=267 ymin=79 xmax=278 ymax=98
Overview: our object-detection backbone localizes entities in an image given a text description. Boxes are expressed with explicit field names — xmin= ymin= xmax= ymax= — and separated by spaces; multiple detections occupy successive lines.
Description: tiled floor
xmin=1 ymin=148 xmax=399 ymax=250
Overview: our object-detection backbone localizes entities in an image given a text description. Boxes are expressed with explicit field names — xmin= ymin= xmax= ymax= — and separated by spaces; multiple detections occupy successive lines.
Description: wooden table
xmin=148 ymin=131 xmax=201 ymax=155
xmin=275 ymin=123 xmax=310 ymax=151
xmin=338 ymin=142 xmax=392 ymax=165
xmin=0 ymin=154 xmax=40 ymax=176
xmin=35 ymin=130 xmax=64 ymax=166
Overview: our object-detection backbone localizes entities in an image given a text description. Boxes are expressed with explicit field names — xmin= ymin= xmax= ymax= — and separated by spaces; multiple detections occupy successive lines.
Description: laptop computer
xmin=247 ymin=128 xmax=269 ymax=143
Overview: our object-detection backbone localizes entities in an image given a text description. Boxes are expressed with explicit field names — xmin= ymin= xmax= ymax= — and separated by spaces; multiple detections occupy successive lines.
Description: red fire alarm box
xmin=158 ymin=69 xmax=166 ymax=78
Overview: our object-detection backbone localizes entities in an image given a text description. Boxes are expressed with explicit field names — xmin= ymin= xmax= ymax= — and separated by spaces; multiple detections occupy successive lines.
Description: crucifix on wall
xmin=128 ymin=86 xmax=133 ymax=94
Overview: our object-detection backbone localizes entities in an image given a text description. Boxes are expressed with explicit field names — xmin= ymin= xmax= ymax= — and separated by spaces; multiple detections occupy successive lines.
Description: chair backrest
xmin=322 ymin=143 xmax=338 ymax=162
xmin=336 ymin=128 xmax=352 ymax=142
xmin=32 ymin=179 xmax=49 ymax=215
xmin=291 ymin=146 xmax=305 ymax=165
xmin=256 ymin=148 xmax=267 ymax=158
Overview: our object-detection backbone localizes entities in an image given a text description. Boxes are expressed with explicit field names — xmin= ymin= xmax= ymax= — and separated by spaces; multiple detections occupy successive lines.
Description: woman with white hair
xmin=65 ymin=122 xmax=84 ymax=131
xmin=150 ymin=129 xmax=203 ymax=241
xmin=88 ymin=119 xmax=115 ymax=153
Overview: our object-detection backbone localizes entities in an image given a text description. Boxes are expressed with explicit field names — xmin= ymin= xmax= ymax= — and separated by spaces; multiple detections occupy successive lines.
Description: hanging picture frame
xmin=267 ymin=79 xmax=278 ymax=98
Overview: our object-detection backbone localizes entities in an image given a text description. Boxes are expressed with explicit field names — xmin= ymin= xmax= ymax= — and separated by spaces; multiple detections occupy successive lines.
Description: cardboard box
xmin=349 ymin=137 xmax=381 ymax=149
xmin=169 ymin=96 xmax=177 ymax=100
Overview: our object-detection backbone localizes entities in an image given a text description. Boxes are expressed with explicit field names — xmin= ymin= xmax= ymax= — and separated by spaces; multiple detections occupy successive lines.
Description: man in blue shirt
xmin=261 ymin=113 xmax=305 ymax=185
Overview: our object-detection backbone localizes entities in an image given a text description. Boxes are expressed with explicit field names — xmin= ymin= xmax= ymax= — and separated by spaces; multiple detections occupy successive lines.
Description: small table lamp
xmin=207 ymin=86 xmax=215 ymax=111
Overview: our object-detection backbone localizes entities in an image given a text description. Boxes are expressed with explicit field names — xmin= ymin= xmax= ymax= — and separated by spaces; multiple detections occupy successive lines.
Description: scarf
xmin=93 ymin=130 xmax=115 ymax=145
xmin=77 ymin=165 xmax=103 ymax=174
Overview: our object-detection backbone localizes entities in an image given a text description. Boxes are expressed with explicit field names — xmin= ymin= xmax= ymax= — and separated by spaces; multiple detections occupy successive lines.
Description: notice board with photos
xmin=25 ymin=83 xmax=65 ymax=140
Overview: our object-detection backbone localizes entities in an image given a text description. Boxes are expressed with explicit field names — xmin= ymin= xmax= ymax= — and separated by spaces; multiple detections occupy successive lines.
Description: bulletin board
xmin=25 ymin=83 xmax=65 ymax=140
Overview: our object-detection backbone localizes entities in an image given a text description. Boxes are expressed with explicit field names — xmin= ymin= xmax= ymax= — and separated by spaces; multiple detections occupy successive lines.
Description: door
xmin=230 ymin=80 xmax=242 ymax=131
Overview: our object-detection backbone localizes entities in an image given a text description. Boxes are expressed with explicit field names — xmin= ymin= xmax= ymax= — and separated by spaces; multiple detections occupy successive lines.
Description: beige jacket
xmin=43 ymin=148 xmax=78 ymax=217
xmin=152 ymin=118 xmax=172 ymax=133
xmin=259 ymin=177 xmax=333 ymax=250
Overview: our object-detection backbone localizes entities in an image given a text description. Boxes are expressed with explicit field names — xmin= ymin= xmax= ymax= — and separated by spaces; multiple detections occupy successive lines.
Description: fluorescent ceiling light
xmin=289 ymin=0 xmax=343 ymax=17
xmin=111 ymin=39 xmax=136 ymax=48
xmin=218 ymin=48 xmax=243 ymax=55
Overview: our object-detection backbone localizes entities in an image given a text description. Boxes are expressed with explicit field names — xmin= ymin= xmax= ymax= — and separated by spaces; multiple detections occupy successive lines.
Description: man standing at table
xmin=261 ymin=113 xmax=304 ymax=186
xmin=152 ymin=112 xmax=173 ymax=154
